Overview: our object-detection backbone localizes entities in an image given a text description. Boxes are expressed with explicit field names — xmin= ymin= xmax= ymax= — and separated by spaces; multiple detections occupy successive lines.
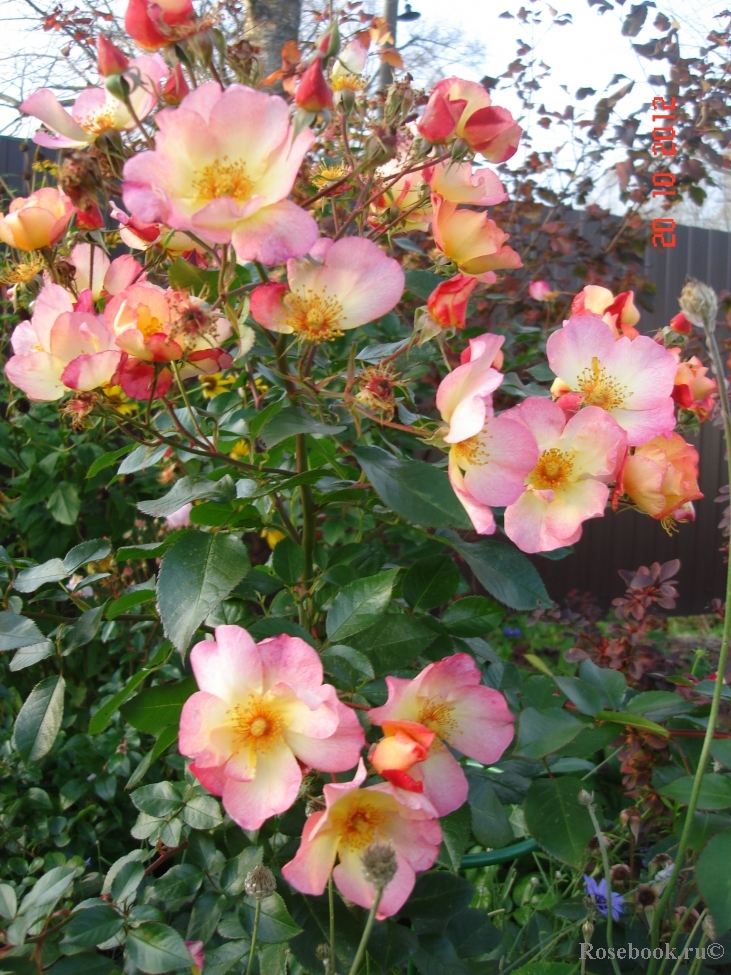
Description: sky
xmin=0 ymin=0 xmax=727 ymax=227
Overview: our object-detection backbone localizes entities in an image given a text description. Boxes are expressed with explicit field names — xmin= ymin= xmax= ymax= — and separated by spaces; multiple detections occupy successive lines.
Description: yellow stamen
xmin=417 ymin=699 xmax=455 ymax=738
xmin=229 ymin=696 xmax=283 ymax=752
xmin=452 ymin=434 xmax=489 ymax=469
xmin=576 ymin=356 xmax=626 ymax=411
xmin=136 ymin=305 xmax=165 ymax=340
xmin=283 ymin=289 xmax=344 ymax=343
xmin=528 ymin=447 xmax=574 ymax=491
xmin=193 ymin=156 xmax=253 ymax=204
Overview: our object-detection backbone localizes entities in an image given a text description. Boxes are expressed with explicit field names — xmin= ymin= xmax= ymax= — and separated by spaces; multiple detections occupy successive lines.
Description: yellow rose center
xmin=136 ymin=305 xmax=165 ymax=340
xmin=453 ymin=434 xmax=489 ymax=469
xmin=528 ymin=447 xmax=574 ymax=491
xmin=193 ymin=156 xmax=253 ymax=205
xmin=576 ymin=356 xmax=625 ymax=410
xmin=338 ymin=801 xmax=387 ymax=851
xmin=284 ymin=289 xmax=345 ymax=343
xmin=417 ymin=699 xmax=455 ymax=738
xmin=229 ymin=697 xmax=283 ymax=752
xmin=79 ymin=105 xmax=118 ymax=135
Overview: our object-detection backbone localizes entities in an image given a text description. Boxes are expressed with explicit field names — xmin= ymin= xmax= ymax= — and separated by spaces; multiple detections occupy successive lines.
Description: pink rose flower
xmin=179 ymin=625 xmax=365 ymax=830
xmin=368 ymin=654 xmax=515 ymax=816
xmin=20 ymin=56 xmax=167 ymax=150
xmin=502 ymin=398 xmax=627 ymax=553
xmin=4 ymin=282 xmax=120 ymax=400
xmin=427 ymin=161 xmax=507 ymax=207
xmin=122 ymin=82 xmax=318 ymax=265
xmin=670 ymin=349 xmax=717 ymax=420
xmin=282 ymin=761 xmax=441 ymax=919
xmin=250 ymin=237 xmax=404 ymax=343
xmin=547 ymin=315 xmax=677 ymax=446
xmin=620 ymin=433 xmax=702 ymax=522
xmin=528 ymin=280 xmax=553 ymax=302
xmin=124 ymin=0 xmax=195 ymax=51
xmin=426 ymin=274 xmax=478 ymax=329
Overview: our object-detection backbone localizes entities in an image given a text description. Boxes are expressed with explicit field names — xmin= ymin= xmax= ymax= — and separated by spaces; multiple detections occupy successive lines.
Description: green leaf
xmin=168 ymin=256 xmax=209 ymax=291
xmin=150 ymin=864 xmax=203 ymax=905
xmin=439 ymin=804 xmax=472 ymax=872
xmin=347 ymin=614 xmax=436 ymax=677
xmin=402 ymin=555 xmax=460 ymax=611
xmin=0 ymin=883 xmax=17 ymax=919
xmin=126 ymin=922 xmax=194 ymax=973
xmin=406 ymin=872 xmax=475 ymax=921
xmin=321 ymin=645 xmax=375 ymax=686
xmin=259 ymin=406 xmax=345 ymax=447
xmin=117 ymin=532 xmax=184 ymax=561
xmin=553 ymin=677 xmax=606 ymax=716
xmin=242 ymin=893 xmax=302 ymax=944
xmin=111 ymin=860 xmax=145 ymax=905
xmin=510 ymin=965 xmax=577 ymax=975
xmin=249 ymin=399 xmax=284 ymax=438
xmin=86 ymin=445 xmax=135 ymax=478
xmin=157 ymin=531 xmax=249 ymax=653
xmin=404 ymin=269 xmax=443 ymax=300
xmin=121 ymin=677 xmax=197 ymax=734
xmin=89 ymin=645 xmax=169 ymax=735
xmin=272 ymin=537 xmax=305 ymax=585
xmin=445 ymin=909 xmax=502 ymax=957
xmin=50 ymin=954 xmax=115 ymax=975
xmin=578 ymin=659 xmax=626 ymax=710
xmin=368 ymin=921 xmax=418 ymax=975
xmin=660 ymin=774 xmax=731 ymax=810
xmin=9 ymin=641 xmax=54 ymax=671
xmin=106 ymin=588 xmax=156 ymax=620
xmin=248 ymin=616 xmax=315 ymax=646
xmin=697 ymin=830 xmax=731 ymax=934
xmin=180 ymin=793 xmax=223 ymax=829
xmin=0 ymin=613 xmax=46 ymax=652
xmin=19 ymin=865 xmax=76 ymax=915
xmin=711 ymin=739 xmax=731 ymax=769
xmin=201 ymin=941 xmax=250 ymax=975
xmin=13 ymin=676 xmax=65 ymax=763
xmin=523 ymin=777 xmax=595 ymax=867
xmin=355 ymin=446 xmax=470 ymax=529
xmin=594 ymin=710 xmax=669 ymax=738
xmin=118 ymin=443 xmax=167 ymax=475
xmin=138 ymin=475 xmax=235 ymax=518
xmin=624 ymin=690 xmax=694 ymax=722
xmin=13 ymin=559 xmax=68 ymax=593
xmin=467 ymin=773 xmax=514 ymax=849
xmin=63 ymin=905 xmax=123 ymax=948
xmin=516 ymin=707 xmax=585 ymax=758
xmin=441 ymin=596 xmax=503 ymax=637
xmin=438 ymin=531 xmax=551 ymax=610
xmin=46 ymin=482 xmax=81 ymax=525
xmin=63 ymin=605 xmax=105 ymax=653
xmin=149 ymin=724 xmax=179 ymax=764
xmin=63 ymin=539 xmax=111 ymax=573
xmin=413 ymin=933 xmax=472 ymax=975
xmin=326 ymin=568 xmax=399 ymax=643
xmin=131 ymin=782 xmax=183 ymax=818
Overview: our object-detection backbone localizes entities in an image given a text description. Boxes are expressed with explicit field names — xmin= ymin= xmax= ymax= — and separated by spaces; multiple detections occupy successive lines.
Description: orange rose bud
xmin=427 ymin=273 xmax=478 ymax=328
xmin=295 ymin=57 xmax=334 ymax=112
xmin=669 ymin=311 xmax=693 ymax=334
xmin=97 ymin=35 xmax=129 ymax=76
xmin=622 ymin=433 xmax=702 ymax=522
xmin=0 ymin=187 xmax=74 ymax=251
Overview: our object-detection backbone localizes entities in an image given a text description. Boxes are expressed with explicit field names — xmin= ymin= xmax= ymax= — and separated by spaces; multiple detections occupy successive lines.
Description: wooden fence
xmin=1 ymin=137 xmax=729 ymax=612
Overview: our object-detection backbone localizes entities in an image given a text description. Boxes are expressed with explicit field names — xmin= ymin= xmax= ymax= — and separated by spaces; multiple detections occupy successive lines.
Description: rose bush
xmin=0 ymin=5 xmax=729 ymax=975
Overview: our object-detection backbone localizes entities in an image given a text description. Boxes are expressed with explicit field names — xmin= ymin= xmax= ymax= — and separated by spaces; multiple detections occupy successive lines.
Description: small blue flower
xmin=584 ymin=875 xmax=624 ymax=921
xmin=502 ymin=627 xmax=523 ymax=638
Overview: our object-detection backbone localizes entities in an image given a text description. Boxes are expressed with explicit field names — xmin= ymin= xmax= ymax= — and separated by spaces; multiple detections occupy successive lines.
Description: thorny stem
xmin=245 ymin=898 xmax=262 ymax=975
xmin=585 ymin=797 xmax=622 ymax=975
xmin=347 ymin=888 xmax=383 ymax=975
xmin=648 ymin=298 xmax=731 ymax=970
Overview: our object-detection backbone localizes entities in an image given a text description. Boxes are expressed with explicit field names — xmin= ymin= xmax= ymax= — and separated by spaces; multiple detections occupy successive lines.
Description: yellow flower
xmin=103 ymin=385 xmax=137 ymax=415
xmin=229 ymin=439 xmax=249 ymax=461
xmin=331 ymin=73 xmax=367 ymax=93
xmin=261 ymin=528 xmax=286 ymax=549
xmin=198 ymin=373 xmax=235 ymax=399
xmin=312 ymin=162 xmax=349 ymax=188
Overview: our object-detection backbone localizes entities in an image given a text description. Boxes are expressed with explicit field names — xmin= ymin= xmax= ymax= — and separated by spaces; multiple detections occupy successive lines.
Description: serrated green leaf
xmin=157 ymin=531 xmax=249 ymax=653
xmin=326 ymin=569 xmax=398 ymax=643
xmin=355 ymin=446 xmax=470 ymax=529
xmin=86 ymin=445 xmax=135 ymax=478
xmin=516 ymin=707 xmax=585 ymax=758
xmin=402 ymin=555 xmax=460 ymax=611
xmin=661 ymin=774 xmax=731 ymax=810
xmin=121 ymin=677 xmax=197 ymax=734
xmin=46 ymin=482 xmax=80 ymax=525
xmin=441 ymin=596 xmax=503 ymax=637
xmin=13 ymin=559 xmax=68 ymax=593
xmin=126 ymin=922 xmax=194 ymax=973
xmin=438 ymin=531 xmax=550 ymax=610
xmin=697 ymin=829 xmax=731 ymax=934
xmin=138 ymin=475 xmax=235 ymax=518
xmin=63 ymin=905 xmax=123 ymax=948
xmin=0 ymin=613 xmax=45 ymax=652
xmin=63 ymin=539 xmax=111 ymax=573
xmin=523 ymin=777 xmax=594 ymax=867
xmin=272 ymin=537 xmax=305 ymax=585
xmin=259 ymin=406 xmax=345 ymax=448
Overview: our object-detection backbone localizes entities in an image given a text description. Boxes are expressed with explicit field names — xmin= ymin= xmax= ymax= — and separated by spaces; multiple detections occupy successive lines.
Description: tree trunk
xmin=245 ymin=0 xmax=303 ymax=77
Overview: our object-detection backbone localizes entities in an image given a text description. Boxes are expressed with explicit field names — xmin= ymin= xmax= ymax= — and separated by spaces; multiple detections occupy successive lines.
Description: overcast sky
xmin=0 ymin=0 xmax=726 ymax=227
